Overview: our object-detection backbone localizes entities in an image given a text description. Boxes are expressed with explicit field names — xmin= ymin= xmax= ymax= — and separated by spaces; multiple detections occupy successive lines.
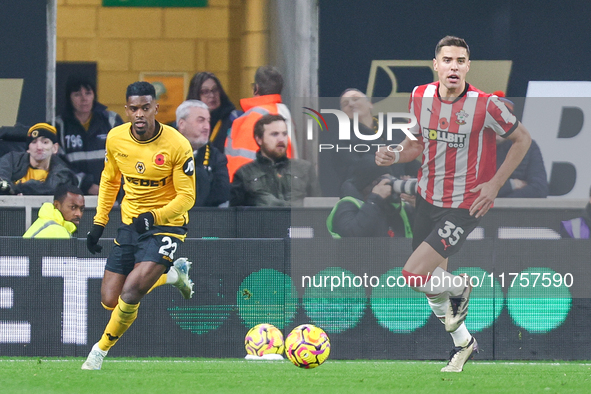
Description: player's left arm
xmin=470 ymin=123 xmax=531 ymax=217
xmin=151 ymin=142 xmax=196 ymax=225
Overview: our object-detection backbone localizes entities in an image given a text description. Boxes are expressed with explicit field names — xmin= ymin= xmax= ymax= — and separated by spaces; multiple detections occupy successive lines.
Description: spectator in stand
xmin=493 ymin=94 xmax=548 ymax=198
xmin=23 ymin=184 xmax=85 ymax=238
xmin=333 ymin=88 xmax=420 ymax=189
xmin=560 ymin=186 xmax=591 ymax=239
xmin=55 ymin=75 xmax=123 ymax=195
xmin=185 ymin=72 xmax=241 ymax=153
xmin=0 ymin=123 xmax=78 ymax=195
xmin=496 ymin=135 xmax=548 ymax=198
xmin=176 ymin=100 xmax=230 ymax=207
xmin=327 ymin=172 xmax=414 ymax=239
xmin=230 ymin=114 xmax=319 ymax=207
xmin=226 ymin=65 xmax=295 ymax=181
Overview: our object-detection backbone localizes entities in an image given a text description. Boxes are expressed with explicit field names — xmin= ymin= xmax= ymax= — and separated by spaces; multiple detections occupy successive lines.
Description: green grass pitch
xmin=1 ymin=358 xmax=590 ymax=393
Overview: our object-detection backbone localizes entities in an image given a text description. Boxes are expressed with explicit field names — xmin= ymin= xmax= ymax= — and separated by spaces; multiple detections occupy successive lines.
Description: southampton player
xmin=376 ymin=36 xmax=531 ymax=372
xmin=82 ymin=82 xmax=196 ymax=370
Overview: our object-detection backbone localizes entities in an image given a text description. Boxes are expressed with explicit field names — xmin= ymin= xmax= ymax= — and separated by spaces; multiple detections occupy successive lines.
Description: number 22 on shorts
xmin=159 ymin=236 xmax=178 ymax=260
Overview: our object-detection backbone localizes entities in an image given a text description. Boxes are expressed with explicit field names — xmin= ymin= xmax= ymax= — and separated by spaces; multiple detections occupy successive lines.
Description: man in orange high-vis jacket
xmin=225 ymin=65 xmax=296 ymax=181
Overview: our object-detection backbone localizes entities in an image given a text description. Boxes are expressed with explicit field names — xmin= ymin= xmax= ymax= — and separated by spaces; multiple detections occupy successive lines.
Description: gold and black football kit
xmin=85 ymin=120 xmax=196 ymax=368
xmin=94 ymin=121 xmax=196 ymax=233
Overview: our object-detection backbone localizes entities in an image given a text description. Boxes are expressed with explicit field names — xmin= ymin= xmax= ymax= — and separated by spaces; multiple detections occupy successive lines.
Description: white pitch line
xmin=0 ymin=358 xmax=591 ymax=366
xmin=1 ymin=359 xmax=591 ymax=366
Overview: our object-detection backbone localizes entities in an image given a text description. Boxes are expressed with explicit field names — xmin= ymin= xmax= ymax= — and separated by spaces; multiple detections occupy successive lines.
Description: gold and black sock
xmin=97 ymin=296 xmax=139 ymax=351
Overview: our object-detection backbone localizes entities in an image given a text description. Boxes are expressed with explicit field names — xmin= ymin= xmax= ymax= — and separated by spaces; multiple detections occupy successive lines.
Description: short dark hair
xmin=254 ymin=66 xmax=283 ymax=95
xmin=54 ymin=184 xmax=84 ymax=203
xmin=65 ymin=75 xmax=96 ymax=115
xmin=126 ymin=81 xmax=156 ymax=100
xmin=253 ymin=114 xmax=286 ymax=140
xmin=435 ymin=36 xmax=470 ymax=58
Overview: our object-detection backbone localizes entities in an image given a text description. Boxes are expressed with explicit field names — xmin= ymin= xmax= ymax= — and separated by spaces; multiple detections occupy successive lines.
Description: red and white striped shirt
xmin=409 ymin=82 xmax=518 ymax=209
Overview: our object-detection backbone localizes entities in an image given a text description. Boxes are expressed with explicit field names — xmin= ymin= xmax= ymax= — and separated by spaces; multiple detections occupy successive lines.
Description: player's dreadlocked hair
xmin=126 ymin=81 xmax=156 ymax=99
xmin=435 ymin=36 xmax=470 ymax=58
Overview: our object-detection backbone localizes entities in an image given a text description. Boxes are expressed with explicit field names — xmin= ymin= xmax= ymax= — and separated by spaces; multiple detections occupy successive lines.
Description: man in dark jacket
xmin=230 ymin=114 xmax=320 ymax=207
xmin=496 ymin=136 xmax=548 ymax=198
xmin=55 ymin=76 xmax=123 ymax=194
xmin=176 ymin=100 xmax=230 ymax=207
xmin=0 ymin=123 xmax=78 ymax=195
xmin=324 ymin=88 xmax=420 ymax=196
xmin=327 ymin=173 xmax=414 ymax=238
xmin=494 ymin=95 xmax=548 ymax=198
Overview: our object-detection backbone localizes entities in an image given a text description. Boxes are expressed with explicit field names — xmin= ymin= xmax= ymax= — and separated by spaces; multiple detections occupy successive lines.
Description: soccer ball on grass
xmin=285 ymin=324 xmax=330 ymax=368
xmin=244 ymin=323 xmax=284 ymax=357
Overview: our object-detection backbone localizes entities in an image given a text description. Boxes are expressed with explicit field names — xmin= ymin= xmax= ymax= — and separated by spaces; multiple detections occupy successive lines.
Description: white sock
xmin=426 ymin=292 xmax=449 ymax=319
xmin=450 ymin=322 xmax=471 ymax=347
xmin=166 ymin=267 xmax=179 ymax=284
xmin=92 ymin=342 xmax=108 ymax=355
xmin=426 ymin=293 xmax=471 ymax=347
xmin=411 ymin=267 xmax=466 ymax=297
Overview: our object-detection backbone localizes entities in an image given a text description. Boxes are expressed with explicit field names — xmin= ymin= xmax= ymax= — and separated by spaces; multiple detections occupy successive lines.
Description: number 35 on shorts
xmin=159 ymin=236 xmax=178 ymax=261
xmin=437 ymin=220 xmax=464 ymax=246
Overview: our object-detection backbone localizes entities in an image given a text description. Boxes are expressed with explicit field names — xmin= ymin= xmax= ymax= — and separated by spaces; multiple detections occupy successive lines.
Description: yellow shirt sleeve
xmin=94 ymin=133 xmax=121 ymax=227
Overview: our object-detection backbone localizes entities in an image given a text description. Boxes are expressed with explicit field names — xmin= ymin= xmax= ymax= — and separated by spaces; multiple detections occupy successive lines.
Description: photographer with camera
xmin=325 ymin=88 xmax=420 ymax=197
xmin=327 ymin=172 xmax=416 ymax=238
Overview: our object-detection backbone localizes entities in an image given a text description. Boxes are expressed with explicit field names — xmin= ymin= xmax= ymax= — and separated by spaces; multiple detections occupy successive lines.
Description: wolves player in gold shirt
xmin=82 ymin=82 xmax=196 ymax=370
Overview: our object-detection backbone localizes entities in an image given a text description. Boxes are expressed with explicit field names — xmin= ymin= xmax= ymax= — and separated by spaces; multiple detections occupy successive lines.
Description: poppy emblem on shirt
xmin=439 ymin=118 xmax=449 ymax=129
xmin=155 ymin=154 xmax=165 ymax=166
xmin=455 ymin=110 xmax=469 ymax=125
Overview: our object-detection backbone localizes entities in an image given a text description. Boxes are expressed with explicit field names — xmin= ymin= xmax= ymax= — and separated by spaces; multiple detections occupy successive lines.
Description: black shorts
xmin=105 ymin=224 xmax=187 ymax=276
xmin=411 ymin=195 xmax=480 ymax=258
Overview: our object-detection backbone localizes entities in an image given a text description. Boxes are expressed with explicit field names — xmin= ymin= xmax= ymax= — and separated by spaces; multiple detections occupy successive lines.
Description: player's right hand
xmin=469 ymin=182 xmax=499 ymax=218
xmin=375 ymin=146 xmax=396 ymax=166
xmin=87 ymin=224 xmax=105 ymax=254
